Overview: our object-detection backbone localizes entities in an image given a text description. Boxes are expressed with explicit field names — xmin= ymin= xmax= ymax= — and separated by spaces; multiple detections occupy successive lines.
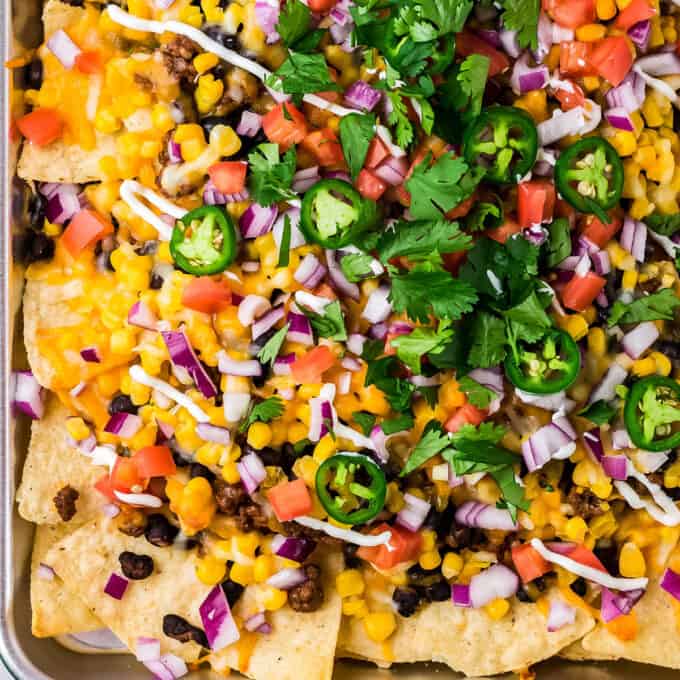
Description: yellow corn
xmin=343 ymin=597 xmax=369 ymax=617
xmin=253 ymin=554 xmax=275 ymax=583
xmin=151 ymin=103 xmax=175 ymax=133
xmin=262 ymin=586 xmax=288 ymax=611
xmin=622 ymin=270 xmax=639 ymax=291
xmin=313 ymin=434 xmax=337 ymax=463
xmin=631 ymin=357 xmax=657 ymax=377
xmin=484 ymin=598 xmax=510 ymax=621
xmin=596 ymin=0 xmax=617 ymax=19
xmin=587 ymin=327 xmax=607 ymax=357
xmin=607 ymin=242 xmax=637 ymax=271
xmin=608 ymin=130 xmax=637 ymax=157
xmin=576 ymin=24 xmax=606 ymax=41
xmin=292 ymin=456 xmax=318 ymax=487
xmin=664 ymin=460 xmax=680 ymax=488
xmin=564 ymin=517 xmax=588 ymax=543
xmin=66 ymin=417 xmax=90 ymax=441
xmin=650 ymin=351 xmax=672 ymax=376
xmin=563 ymin=314 xmax=589 ymax=341
xmin=196 ymin=555 xmax=227 ymax=585
xmin=336 ymin=570 xmax=365 ymax=598
xmin=230 ymin=562 xmax=254 ymax=586
xmin=194 ymin=52 xmax=219 ymax=74
xmin=442 ymin=552 xmax=464 ymax=580
xmin=247 ymin=422 xmax=273 ymax=449
xmin=94 ymin=108 xmax=121 ymax=134
xmin=619 ymin=542 xmax=646 ymax=577
xmin=363 ymin=611 xmax=396 ymax=643
xmin=419 ymin=550 xmax=442 ymax=570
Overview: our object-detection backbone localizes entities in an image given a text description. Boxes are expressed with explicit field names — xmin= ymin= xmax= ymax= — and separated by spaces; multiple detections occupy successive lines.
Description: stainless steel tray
xmin=0 ymin=1 xmax=676 ymax=678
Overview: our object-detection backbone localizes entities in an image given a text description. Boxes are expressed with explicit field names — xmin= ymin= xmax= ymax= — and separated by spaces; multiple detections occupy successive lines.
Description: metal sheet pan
xmin=0 ymin=1 xmax=676 ymax=678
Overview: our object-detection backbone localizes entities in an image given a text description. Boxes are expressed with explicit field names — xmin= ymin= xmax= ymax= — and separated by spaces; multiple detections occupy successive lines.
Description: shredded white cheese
xmin=615 ymin=463 xmax=680 ymax=527
xmin=530 ymin=538 xmax=648 ymax=591
xmin=129 ymin=364 xmax=210 ymax=423
xmin=119 ymin=180 xmax=186 ymax=241
xmin=114 ymin=490 xmax=163 ymax=508
xmin=294 ymin=516 xmax=392 ymax=547
xmin=633 ymin=65 xmax=678 ymax=104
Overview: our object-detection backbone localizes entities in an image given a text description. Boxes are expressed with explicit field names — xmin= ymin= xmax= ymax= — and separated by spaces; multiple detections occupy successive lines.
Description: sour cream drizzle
xmin=530 ymin=538 xmax=649 ymax=591
xmin=294 ymin=515 xmax=392 ymax=547
xmin=119 ymin=180 xmax=186 ymax=240
xmin=106 ymin=5 xmax=357 ymax=118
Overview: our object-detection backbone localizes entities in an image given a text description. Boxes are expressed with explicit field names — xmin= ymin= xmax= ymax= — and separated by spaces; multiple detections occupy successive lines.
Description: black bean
xmin=136 ymin=240 xmax=158 ymax=255
xmin=221 ymin=579 xmax=244 ymax=608
xmin=118 ymin=551 xmax=154 ymax=580
xmin=28 ymin=192 xmax=47 ymax=230
xmin=162 ymin=614 xmax=208 ymax=647
xmin=570 ymin=577 xmax=587 ymax=596
xmin=422 ymin=580 xmax=451 ymax=602
xmin=24 ymin=232 xmax=55 ymax=263
xmin=594 ymin=544 xmax=619 ymax=575
xmin=150 ymin=272 xmax=165 ymax=290
xmin=203 ymin=26 xmax=239 ymax=50
xmin=145 ymin=513 xmax=179 ymax=547
xmin=23 ymin=58 xmax=43 ymax=90
xmin=392 ymin=587 xmax=421 ymax=617
xmin=342 ymin=542 xmax=360 ymax=569
xmin=190 ymin=462 xmax=215 ymax=482
xmin=108 ymin=394 xmax=139 ymax=416
xmin=533 ymin=576 xmax=547 ymax=592
xmin=516 ymin=587 xmax=531 ymax=603
xmin=407 ymin=563 xmax=442 ymax=587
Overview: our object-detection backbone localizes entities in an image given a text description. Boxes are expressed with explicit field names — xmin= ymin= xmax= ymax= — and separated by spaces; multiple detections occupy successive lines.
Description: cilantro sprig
xmin=248 ymin=143 xmax=297 ymax=207
xmin=239 ymin=396 xmax=285 ymax=432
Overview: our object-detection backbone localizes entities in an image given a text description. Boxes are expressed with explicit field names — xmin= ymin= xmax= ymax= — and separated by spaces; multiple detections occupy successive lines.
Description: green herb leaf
xmin=608 ymin=288 xmax=680 ymax=326
xmin=257 ymin=323 xmax=290 ymax=366
xmin=458 ymin=375 xmax=496 ymax=408
xmin=405 ymin=152 xmax=483 ymax=220
xmin=353 ymin=410 xmax=377 ymax=436
xmin=499 ymin=0 xmax=540 ymax=49
xmin=248 ymin=143 xmax=297 ymax=207
xmin=364 ymin=355 xmax=416 ymax=412
xmin=464 ymin=199 xmax=503 ymax=233
xmin=468 ymin=311 xmax=507 ymax=368
xmin=578 ymin=400 xmax=617 ymax=425
xmin=340 ymin=252 xmax=378 ymax=282
xmin=645 ymin=213 xmax=680 ymax=237
xmin=401 ymin=420 xmax=451 ymax=476
xmin=267 ymin=52 xmax=340 ymax=95
xmin=300 ymin=299 xmax=348 ymax=341
xmin=545 ymin=217 xmax=571 ymax=268
xmin=277 ymin=214 xmax=292 ymax=267
xmin=339 ymin=112 xmax=376 ymax=180
xmin=382 ymin=413 xmax=414 ymax=434
xmin=386 ymin=91 xmax=415 ymax=149
xmin=390 ymin=321 xmax=453 ymax=374
xmin=275 ymin=0 xmax=325 ymax=51
xmin=239 ymin=396 xmax=285 ymax=432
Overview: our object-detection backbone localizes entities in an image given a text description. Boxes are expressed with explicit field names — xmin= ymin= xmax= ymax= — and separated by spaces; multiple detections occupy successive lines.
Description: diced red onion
xmin=101 ymin=503 xmax=120 ymax=518
xmin=374 ymin=156 xmax=409 ymax=186
xmin=104 ymin=573 xmax=128 ymax=600
xmin=238 ymin=295 xmax=271 ymax=327
xmin=273 ymin=353 xmax=296 ymax=375
xmin=267 ymin=567 xmax=308 ymax=590
xmin=80 ymin=346 xmax=101 ymax=363
xmin=454 ymin=500 xmax=518 ymax=531
xmin=469 ymin=564 xmax=519 ymax=608
xmin=538 ymin=107 xmax=586 ymax=146
xmin=369 ymin=322 xmax=388 ymax=340
xmin=236 ymin=110 xmax=262 ymax=137
xmin=162 ymin=331 xmax=217 ymax=398
xmin=605 ymin=106 xmax=634 ymax=131
xmin=12 ymin=370 xmax=44 ymax=420
xmin=558 ymin=255 xmax=580 ymax=271
xmin=167 ymin=139 xmax=182 ymax=164
xmin=574 ymin=253 xmax=591 ymax=277
xmin=451 ymin=584 xmax=471 ymax=607
xmin=337 ymin=371 xmax=352 ymax=395
xmin=600 ymin=586 xmax=644 ymax=622
xmin=329 ymin=22 xmax=353 ymax=46
xmin=661 ymin=567 xmax=680 ymax=601
xmin=42 ymin=183 xmax=82 ymax=224
xmin=237 ymin=452 xmax=267 ymax=494
xmin=396 ymin=493 xmax=431 ymax=532
xmin=217 ymin=351 xmax=263 ymax=377
xmin=254 ymin=0 xmax=279 ymax=36
xmin=346 ymin=333 xmax=366 ymax=356
xmin=535 ymin=13 xmax=553 ymax=62
xmin=294 ymin=253 xmax=327 ymax=288
xmin=37 ymin=563 xmax=56 ymax=581
xmin=47 ymin=29 xmax=81 ymax=69
xmin=636 ymin=52 xmax=680 ymax=76
xmin=273 ymin=208 xmax=306 ymax=249
xmin=602 ymin=455 xmax=629 ymax=480
xmin=511 ymin=53 xmax=548 ymax=95
xmin=224 ymin=393 xmax=251 ymax=423
xmin=69 ymin=381 xmax=87 ymax=399
xmin=592 ymin=250 xmax=611 ymax=276
xmin=622 ymin=321 xmax=659 ymax=358
xmin=196 ymin=423 xmax=231 ymax=446
xmin=362 ymin=286 xmax=392 ymax=324
xmin=128 ymin=300 xmax=158 ymax=330
xmin=499 ymin=29 xmax=520 ymax=58
xmin=341 ymin=357 xmax=361 ymax=373
xmin=244 ymin=612 xmax=268 ymax=633
xmin=376 ymin=125 xmax=407 ymax=158
xmin=104 ymin=412 xmax=142 ymax=439
xmin=241 ymin=261 xmax=260 ymax=273
xmin=627 ymin=20 xmax=651 ymax=49
xmin=344 ymin=80 xmax=382 ymax=112
xmin=588 ymin=363 xmax=628 ymax=404
xmin=240 ymin=203 xmax=278 ymax=239
xmin=200 ymin=584 xmax=240 ymax=651
xmin=325 ymin=249 xmax=360 ymax=300
xmin=271 ymin=534 xmax=316 ymax=561
xmin=292 ymin=166 xmax=320 ymax=194
xmin=620 ymin=217 xmax=647 ymax=263
xmin=204 ymin=180 xmax=249 ymax=206
xmin=287 ymin=309 xmax=313 ymax=345
xmin=476 ymin=29 xmax=501 ymax=48
xmin=252 ymin=305 xmax=285 ymax=340
xmin=583 ymin=427 xmax=604 ymax=462
xmin=522 ymin=417 xmax=577 ymax=472
xmin=324 ymin=170 xmax=352 ymax=182
xmin=136 ymin=636 xmax=161 ymax=662
xmin=547 ymin=597 xmax=576 ymax=631
xmin=612 ymin=429 xmax=632 ymax=450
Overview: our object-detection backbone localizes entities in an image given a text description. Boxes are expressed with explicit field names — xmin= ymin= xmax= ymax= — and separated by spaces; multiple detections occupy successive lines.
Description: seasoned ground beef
xmin=282 ymin=521 xmax=342 ymax=546
xmin=119 ymin=551 xmax=154 ymax=580
xmin=162 ymin=614 xmax=208 ymax=647
xmin=161 ymin=36 xmax=199 ymax=88
xmin=235 ymin=502 xmax=270 ymax=533
xmin=567 ymin=487 xmax=604 ymax=520
xmin=288 ymin=564 xmax=324 ymax=612
xmin=214 ymin=479 xmax=247 ymax=515
xmin=53 ymin=485 xmax=79 ymax=522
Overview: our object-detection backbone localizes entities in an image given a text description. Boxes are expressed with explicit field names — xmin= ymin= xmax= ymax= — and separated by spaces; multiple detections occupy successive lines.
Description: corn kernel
xmin=484 ymin=598 xmax=510 ymax=620
xmin=109 ymin=328 xmax=136 ymax=355
xmin=563 ymin=314 xmax=589 ymax=341
xmin=419 ymin=550 xmax=442 ymax=570
xmin=619 ymin=542 xmax=646 ymax=578
xmin=262 ymin=586 xmax=288 ymax=611
xmin=196 ymin=555 xmax=227 ymax=585
xmin=596 ymin=0 xmax=616 ymax=20
xmin=421 ymin=530 xmax=437 ymax=552
xmin=442 ymin=552 xmax=464 ymax=580
xmin=631 ymin=357 xmax=657 ymax=377
xmin=622 ymin=270 xmax=639 ymax=290
xmin=343 ymin=597 xmax=369 ymax=617
xmin=230 ymin=562 xmax=254 ymax=586
xmin=66 ymin=417 xmax=90 ymax=441
xmin=576 ymin=24 xmax=606 ymax=41
xmin=336 ymin=570 xmax=365 ymax=598
xmin=235 ymin=532 xmax=259 ymax=556
xmin=194 ymin=52 xmax=219 ymax=74
xmin=650 ymin=351 xmax=672 ymax=376
xmin=253 ymin=554 xmax=275 ymax=583
xmin=609 ymin=130 xmax=637 ymax=157
xmin=195 ymin=74 xmax=224 ymax=115
xmin=94 ymin=108 xmax=121 ymax=134
xmin=313 ymin=434 xmax=337 ymax=463
xmin=587 ymin=327 xmax=607 ymax=357
xmin=565 ymin=517 xmax=588 ymax=543
xmin=363 ymin=611 xmax=396 ymax=642
xmin=247 ymin=421 xmax=273 ymax=450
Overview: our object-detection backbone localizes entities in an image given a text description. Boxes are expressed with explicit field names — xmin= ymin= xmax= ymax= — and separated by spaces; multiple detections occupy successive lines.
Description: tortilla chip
xmin=30 ymin=524 xmax=102 ymax=637
xmin=17 ymin=0 xmax=115 ymax=184
xmin=17 ymin=395 xmax=106 ymax=525
xmin=580 ymin=580 xmax=680 ymax=669
xmin=338 ymin=590 xmax=595 ymax=677
xmin=216 ymin=551 xmax=343 ymax=680
xmin=560 ymin=638 xmax=617 ymax=662
xmin=45 ymin=517 xmax=209 ymax=662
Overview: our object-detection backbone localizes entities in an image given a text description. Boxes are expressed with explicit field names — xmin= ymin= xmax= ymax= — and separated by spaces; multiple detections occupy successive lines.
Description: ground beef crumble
xmin=161 ymin=36 xmax=199 ymax=88
xmin=288 ymin=564 xmax=324 ymax=612
xmin=567 ymin=487 xmax=604 ymax=520
xmin=53 ymin=485 xmax=79 ymax=522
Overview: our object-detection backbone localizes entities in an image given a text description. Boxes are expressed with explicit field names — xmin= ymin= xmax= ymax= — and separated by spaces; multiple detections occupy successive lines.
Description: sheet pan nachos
xmin=8 ymin=0 xmax=680 ymax=676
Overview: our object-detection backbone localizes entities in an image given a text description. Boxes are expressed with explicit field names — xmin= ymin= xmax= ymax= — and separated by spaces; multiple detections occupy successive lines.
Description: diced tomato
xmin=456 ymin=31 xmax=510 ymax=76
xmin=61 ymin=209 xmax=114 ymax=258
xmin=290 ymin=346 xmax=336 ymax=384
xmin=561 ymin=272 xmax=606 ymax=312
xmin=365 ymin=137 xmax=390 ymax=169
xmin=589 ymin=36 xmax=634 ymax=86
xmin=181 ymin=277 xmax=232 ymax=314
xmin=512 ymin=544 xmax=552 ymax=584
xmin=94 ymin=474 xmax=117 ymax=501
xmin=111 ymin=457 xmax=145 ymax=493
xmin=16 ymin=108 xmax=63 ymax=146
xmin=268 ymin=478 xmax=313 ymax=521
xmin=357 ymin=524 xmax=423 ymax=570
xmin=442 ymin=250 xmax=468 ymax=275
xmin=75 ymin=50 xmax=103 ymax=74
xmin=579 ymin=213 xmax=623 ymax=248
xmin=486 ymin=218 xmax=522 ymax=244
xmin=307 ymin=0 xmax=337 ymax=11
xmin=559 ymin=41 xmax=594 ymax=77
xmin=301 ymin=127 xmax=344 ymax=168
xmin=208 ymin=161 xmax=247 ymax=194
xmin=262 ymin=103 xmax=308 ymax=150
xmin=445 ymin=193 xmax=476 ymax=220
xmin=517 ymin=181 xmax=556 ymax=228
xmin=357 ymin=168 xmax=387 ymax=201
xmin=554 ymin=80 xmax=585 ymax=111
xmin=605 ymin=611 xmax=638 ymax=641
xmin=615 ymin=0 xmax=655 ymax=30
xmin=444 ymin=403 xmax=488 ymax=433
xmin=133 ymin=446 xmax=176 ymax=478
xmin=564 ymin=544 xmax=608 ymax=572
xmin=543 ymin=0 xmax=596 ymax=28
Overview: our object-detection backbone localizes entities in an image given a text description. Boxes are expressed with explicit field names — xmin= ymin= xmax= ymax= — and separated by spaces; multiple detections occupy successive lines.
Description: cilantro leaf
xmin=365 ymin=355 xmax=416 ymax=412
xmin=545 ymin=217 xmax=571 ymax=268
xmin=451 ymin=421 xmax=507 ymax=444
xmin=386 ymin=91 xmax=415 ymax=149
xmin=405 ymin=153 xmax=483 ymax=220
xmin=257 ymin=323 xmax=290 ymax=366
xmin=646 ymin=212 xmax=680 ymax=237
xmin=277 ymin=214 xmax=292 ymax=267
xmin=300 ymin=300 xmax=347 ymax=341
xmin=267 ymin=52 xmax=340 ymax=95
xmin=468 ymin=311 xmax=507 ymax=368
xmin=389 ymin=268 xmax=478 ymax=323
xmin=608 ymin=288 xmax=680 ymax=326
xmin=464 ymin=198 xmax=503 ymax=233
xmin=578 ymin=400 xmax=617 ymax=425
xmin=505 ymin=291 xmax=552 ymax=338
xmin=339 ymin=112 xmax=376 ymax=180
xmin=248 ymin=143 xmax=297 ymax=207
xmin=340 ymin=253 xmax=378 ymax=282
xmin=239 ymin=396 xmax=285 ymax=432
xmin=353 ymin=410 xmax=376 ymax=436
xmin=458 ymin=375 xmax=495 ymax=409
xmin=417 ymin=0 xmax=474 ymax=36
xmin=499 ymin=0 xmax=540 ymax=49
xmin=275 ymin=0 xmax=325 ymax=51
xmin=376 ymin=218 xmax=472 ymax=264
xmin=401 ymin=420 xmax=451 ymax=476
xmin=382 ymin=413 xmax=414 ymax=434
xmin=390 ymin=322 xmax=454 ymax=374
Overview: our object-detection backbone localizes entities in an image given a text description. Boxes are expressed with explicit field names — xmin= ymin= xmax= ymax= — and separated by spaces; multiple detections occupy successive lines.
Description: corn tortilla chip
xmin=30 ymin=524 xmax=102 ymax=637
xmin=17 ymin=0 xmax=115 ymax=184
xmin=338 ymin=591 xmax=595 ymax=677
xmin=17 ymin=395 xmax=106 ymax=525
xmin=560 ymin=638 xmax=617 ymax=662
